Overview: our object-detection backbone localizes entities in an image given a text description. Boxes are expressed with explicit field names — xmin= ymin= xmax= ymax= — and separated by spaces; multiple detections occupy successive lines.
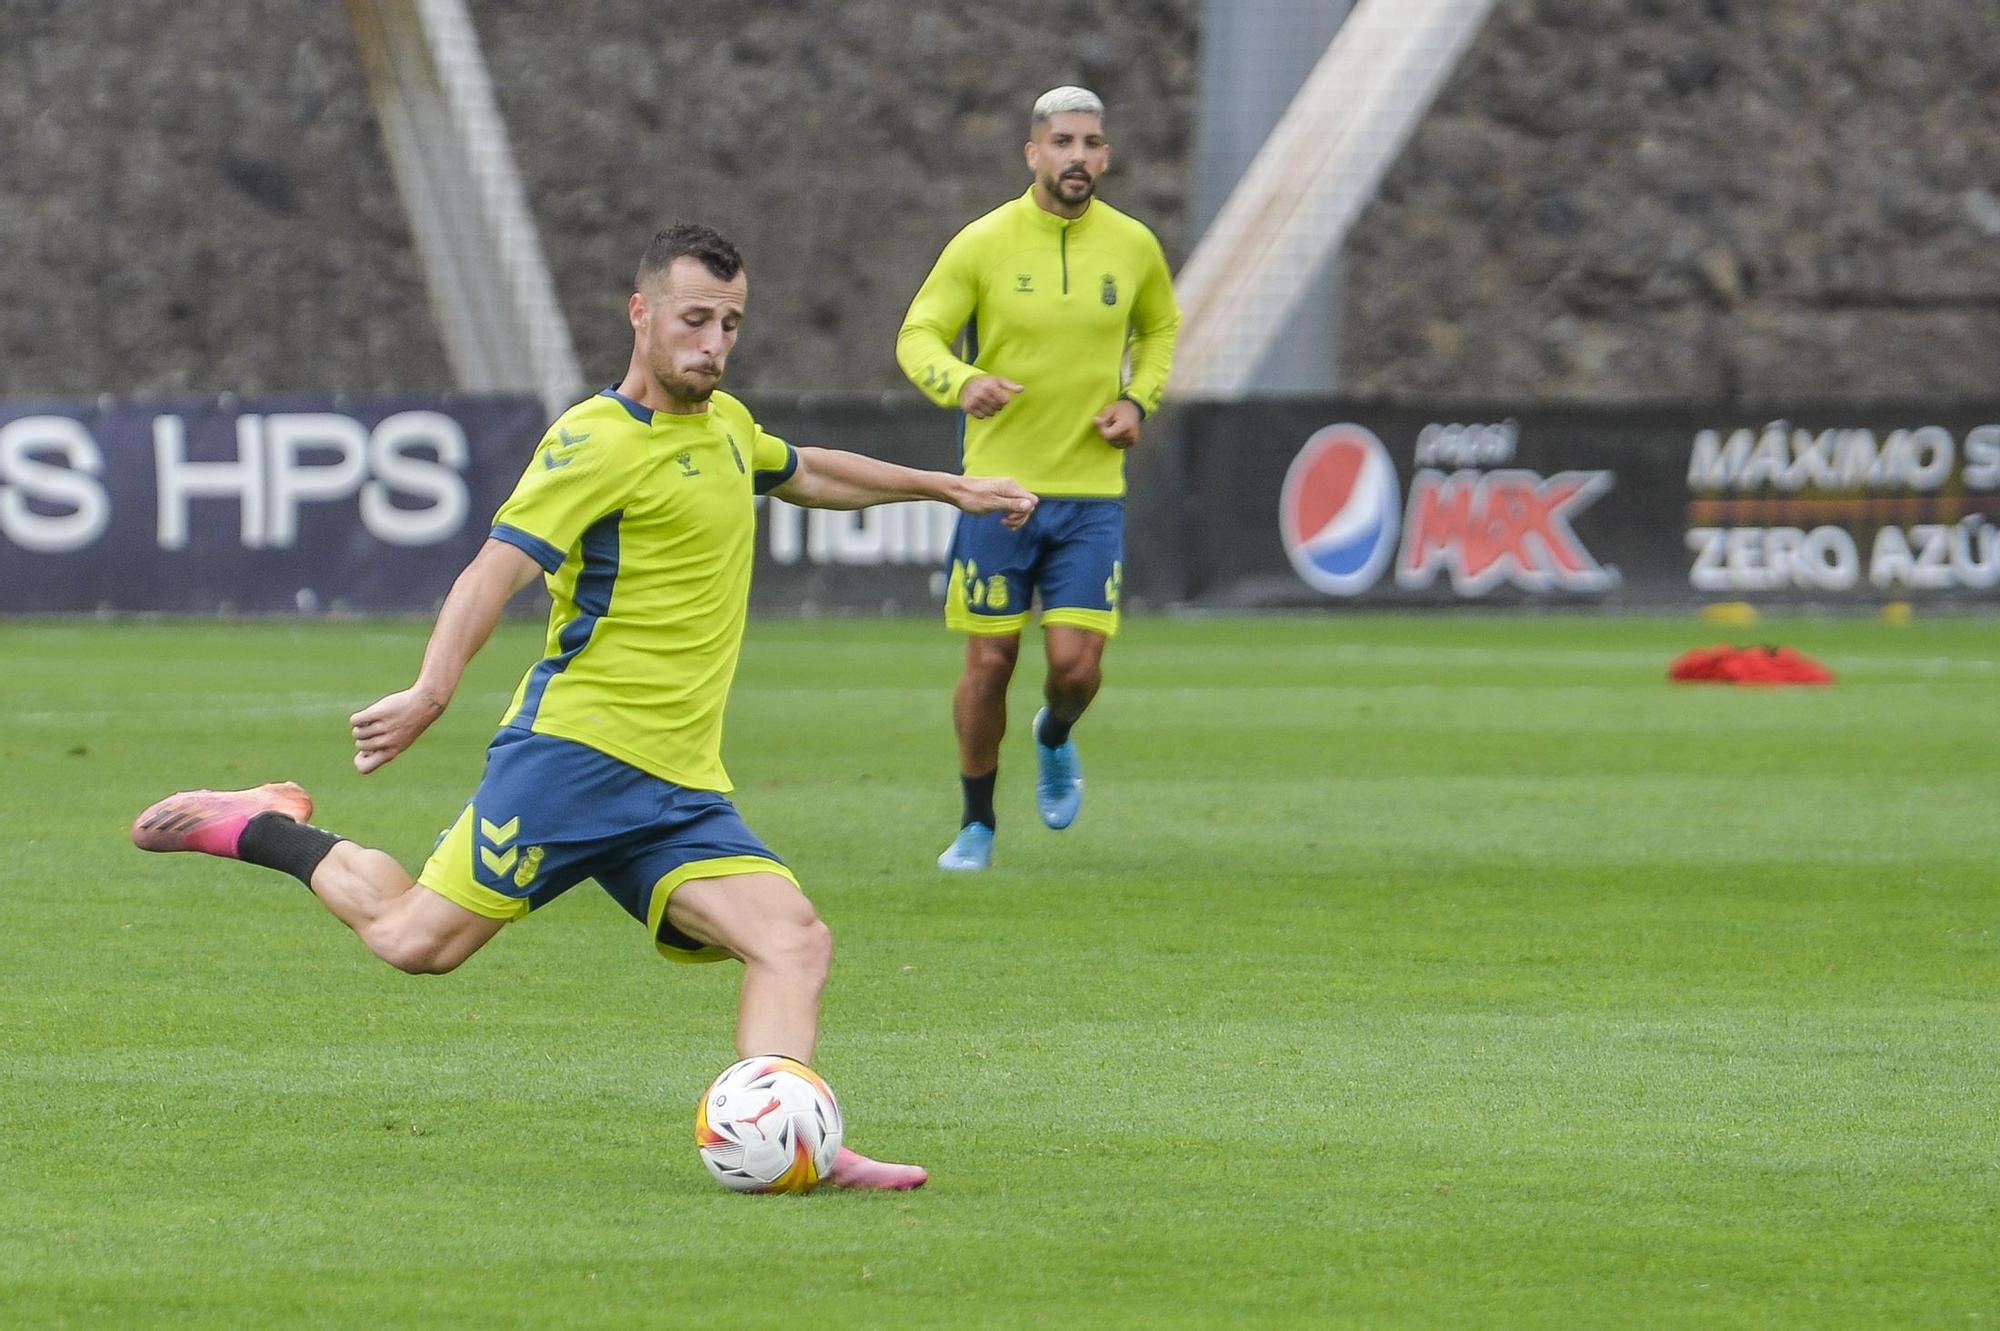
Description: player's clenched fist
xmin=959 ymin=375 xmax=1024 ymax=419
xmin=1093 ymin=398 xmax=1142 ymax=449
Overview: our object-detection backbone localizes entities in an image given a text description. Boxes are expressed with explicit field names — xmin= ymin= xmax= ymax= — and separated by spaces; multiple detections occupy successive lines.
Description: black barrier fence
xmin=4 ymin=394 xmax=1999 ymax=613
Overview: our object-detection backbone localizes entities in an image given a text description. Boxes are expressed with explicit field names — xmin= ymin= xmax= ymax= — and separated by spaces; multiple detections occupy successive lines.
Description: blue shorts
xmin=944 ymin=497 xmax=1123 ymax=636
xmin=415 ymin=730 xmax=793 ymax=962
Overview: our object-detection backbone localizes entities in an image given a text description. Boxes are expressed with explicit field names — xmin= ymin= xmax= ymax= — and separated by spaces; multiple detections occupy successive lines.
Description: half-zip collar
xmin=1017 ymin=187 xmax=1097 ymax=235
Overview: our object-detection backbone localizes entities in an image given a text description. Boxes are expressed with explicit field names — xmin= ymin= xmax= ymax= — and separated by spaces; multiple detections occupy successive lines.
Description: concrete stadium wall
xmin=2 ymin=1 xmax=1993 ymax=403
xmin=1344 ymin=0 xmax=2000 ymax=403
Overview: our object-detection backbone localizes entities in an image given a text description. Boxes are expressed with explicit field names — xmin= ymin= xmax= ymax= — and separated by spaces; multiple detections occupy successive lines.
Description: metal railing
xmin=1171 ymin=0 xmax=1498 ymax=401
xmin=344 ymin=0 xmax=583 ymax=416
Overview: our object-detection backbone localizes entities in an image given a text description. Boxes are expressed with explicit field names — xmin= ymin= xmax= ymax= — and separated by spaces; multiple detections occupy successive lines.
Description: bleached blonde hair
xmin=1031 ymin=86 xmax=1105 ymax=132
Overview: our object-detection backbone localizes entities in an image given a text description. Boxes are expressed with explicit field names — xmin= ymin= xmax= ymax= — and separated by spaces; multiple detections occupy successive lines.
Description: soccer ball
xmin=695 ymin=1056 xmax=844 ymax=1194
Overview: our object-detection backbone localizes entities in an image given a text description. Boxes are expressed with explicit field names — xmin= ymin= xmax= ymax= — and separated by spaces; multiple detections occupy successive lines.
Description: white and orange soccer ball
xmin=695 ymin=1056 xmax=844 ymax=1194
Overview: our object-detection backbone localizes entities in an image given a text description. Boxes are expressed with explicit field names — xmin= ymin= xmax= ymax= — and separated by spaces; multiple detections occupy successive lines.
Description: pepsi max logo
xmin=1279 ymin=425 xmax=1400 ymax=597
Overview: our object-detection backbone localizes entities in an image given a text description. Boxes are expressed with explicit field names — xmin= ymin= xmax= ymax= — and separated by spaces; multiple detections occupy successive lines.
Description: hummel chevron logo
xmin=543 ymin=427 xmax=590 ymax=470
xmin=477 ymin=814 xmax=520 ymax=878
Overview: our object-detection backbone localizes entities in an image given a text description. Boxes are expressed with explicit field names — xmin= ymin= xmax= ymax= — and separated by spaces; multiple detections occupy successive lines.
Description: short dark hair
xmin=636 ymin=223 xmax=743 ymax=290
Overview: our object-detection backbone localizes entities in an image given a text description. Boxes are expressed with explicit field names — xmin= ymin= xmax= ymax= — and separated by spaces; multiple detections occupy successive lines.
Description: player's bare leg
xmin=666 ymin=872 xmax=830 ymax=1061
xmin=954 ymin=633 xmax=1020 ymax=778
xmin=134 ymin=782 xmax=503 ymax=973
xmin=668 ymin=872 xmax=927 ymax=1190
xmin=1042 ymin=625 xmax=1106 ymax=723
xmin=308 ymin=844 xmax=505 ymax=974
xmin=941 ymin=633 xmax=1019 ymax=870
xmin=1034 ymin=625 xmax=1105 ymax=829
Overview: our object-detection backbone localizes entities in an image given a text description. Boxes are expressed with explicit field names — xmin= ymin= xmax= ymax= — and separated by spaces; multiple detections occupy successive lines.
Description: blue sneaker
xmin=1033 ymin=708 xmax=1083 ymax=830
xmin=937 ymin=822 xmax=994 ymax=871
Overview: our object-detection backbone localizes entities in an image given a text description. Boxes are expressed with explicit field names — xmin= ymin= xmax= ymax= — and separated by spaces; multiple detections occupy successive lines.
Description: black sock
xmin=238 ymin=811 xmax=345 ymax=888
xmin=960 ymin=769 xmax=997 ymax=830
xmin=1037 ymin=710 xmax=1075 ymax=748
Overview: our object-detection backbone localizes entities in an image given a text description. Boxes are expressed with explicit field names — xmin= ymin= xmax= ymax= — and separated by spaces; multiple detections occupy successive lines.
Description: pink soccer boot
xmin=826 ymin=1146 xmax=928 ymax=1191
xmin=132 ymin=781 xmax=314 ymax=858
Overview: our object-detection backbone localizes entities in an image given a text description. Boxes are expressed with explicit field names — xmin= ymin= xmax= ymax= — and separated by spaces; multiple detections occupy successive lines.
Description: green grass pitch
xmin=3 ymin=613 xmax=1997 ymax=1328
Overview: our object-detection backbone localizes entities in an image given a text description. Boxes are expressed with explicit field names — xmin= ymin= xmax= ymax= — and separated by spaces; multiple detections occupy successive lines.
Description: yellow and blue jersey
xmin=487 ymin=387 xmax=796 ymax=792
xmin=896 ymin=188 xmax=1181 ymax=498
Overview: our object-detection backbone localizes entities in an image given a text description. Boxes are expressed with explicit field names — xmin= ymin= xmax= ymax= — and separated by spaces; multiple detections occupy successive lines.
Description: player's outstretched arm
xmin=348 ymin=539 xmax=544 ymax=774
xmin=773 ymin=448 xmax=1037 ymax=529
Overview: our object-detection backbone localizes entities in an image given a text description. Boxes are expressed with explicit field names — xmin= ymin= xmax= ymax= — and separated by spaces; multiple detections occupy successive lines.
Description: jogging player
xmin=896 ymin=86 xmax=1181 ymax=871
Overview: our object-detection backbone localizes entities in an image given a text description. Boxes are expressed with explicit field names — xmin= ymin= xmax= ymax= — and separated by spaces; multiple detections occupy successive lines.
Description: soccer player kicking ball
xmin=133 ymin=224 xmax=1036 ymax=1192
xmin=897 ymin=87 xmax=1180 ymax=872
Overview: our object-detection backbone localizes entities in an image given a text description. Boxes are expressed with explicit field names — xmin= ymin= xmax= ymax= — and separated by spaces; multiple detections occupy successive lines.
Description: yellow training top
xmin=487 ymin=388 xmax=796 ymax=792
xmin=896 ymin=189 xmax=1181 ymax=498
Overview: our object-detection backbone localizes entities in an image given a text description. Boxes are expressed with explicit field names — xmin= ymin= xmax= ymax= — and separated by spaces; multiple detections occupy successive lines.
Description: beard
xmin=1048 ymin=169 xmax=1095 ymax=203
xmin=654 ymin=361 xmax=721 ymax=404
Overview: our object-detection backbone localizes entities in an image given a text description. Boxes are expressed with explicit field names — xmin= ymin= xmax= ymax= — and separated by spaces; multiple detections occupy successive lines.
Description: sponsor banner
xmin=1184 ymin=403 xmax=1670 ymax=606
xmin=1191 ymin=402 xmax=2000 ymax=607
xmin=1684 ymin=418 xmax=2000 ymax=597
xmin=9 ymin=394 xmax=1997 ymax=613
xmin=1276 ymin=420 xmax=1620 ymax=599
xmin=0 ymin=395 xmax=545 ymax=612
xmin=0 ymin=393 xmax=1075 ymax=616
